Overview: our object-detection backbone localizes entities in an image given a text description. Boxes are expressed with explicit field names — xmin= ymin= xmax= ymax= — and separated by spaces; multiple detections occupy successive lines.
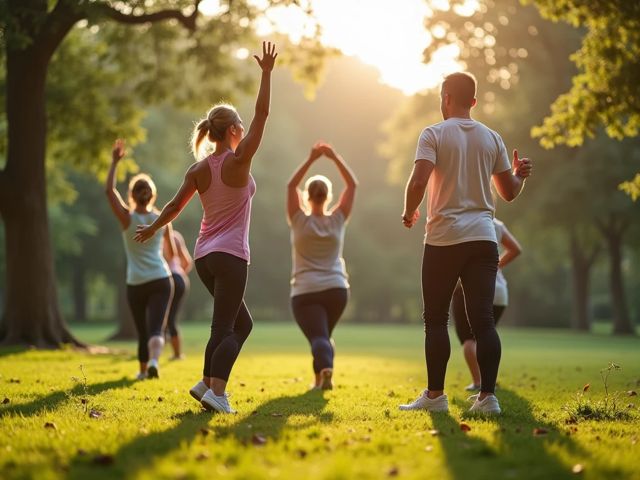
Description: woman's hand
xmin=308 ymin=143 xmax=324 ymax=162
xmin=112 ymin=139 xmax=125 ymax=163
xmin=134 ymin=224 xmax=157 ymax=243
xmin=253 ymin=41 xmax=278 ymax=73
xmin=319 ymin=143 xmax=339 ymax=161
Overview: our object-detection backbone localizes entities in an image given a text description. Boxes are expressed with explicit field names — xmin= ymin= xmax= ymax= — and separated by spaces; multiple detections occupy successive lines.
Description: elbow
xmin=501 ymin=190 xmax=516 ymax=202
xmin=348 ymin=178 xmax=359 ymax=188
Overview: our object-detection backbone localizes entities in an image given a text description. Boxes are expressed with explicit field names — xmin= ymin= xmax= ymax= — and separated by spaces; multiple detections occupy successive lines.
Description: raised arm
xmin=324 ymin=144 xmax=358 ymax=219
xmin=104 ymin=139 xmax=130 ymax=230
xmin=498 ymin=224 xmax=522 ymax=269
xmin=286 ymin=144 xmax=322 ymax=222
xmin=134 ymin=164 xmax=199 ymax=243
xmin=231 ymin=41 xmax=277 ymax=170
xmin=493 ymin=149 xmax=532 ymax=202
xmin=402 ymin=160 xmax=434 ymax=228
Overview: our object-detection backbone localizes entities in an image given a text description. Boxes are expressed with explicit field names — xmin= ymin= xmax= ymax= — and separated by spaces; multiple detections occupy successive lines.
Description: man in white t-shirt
xmin=398 ymin=72 xmax=532 ymax=415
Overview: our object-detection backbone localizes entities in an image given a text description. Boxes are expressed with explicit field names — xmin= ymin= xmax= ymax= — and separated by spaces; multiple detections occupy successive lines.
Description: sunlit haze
xmin=199 ymin=0 xmax=470 ymax=95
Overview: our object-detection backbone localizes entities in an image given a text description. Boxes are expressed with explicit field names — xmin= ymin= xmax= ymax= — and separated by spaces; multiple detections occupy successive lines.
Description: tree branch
xmin=93 ymin=0 xmax=202 ymax=32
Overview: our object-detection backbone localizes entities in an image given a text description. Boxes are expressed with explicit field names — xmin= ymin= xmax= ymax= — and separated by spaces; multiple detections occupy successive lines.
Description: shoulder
xmin=420 ymin=121 xmax=447 ymax=138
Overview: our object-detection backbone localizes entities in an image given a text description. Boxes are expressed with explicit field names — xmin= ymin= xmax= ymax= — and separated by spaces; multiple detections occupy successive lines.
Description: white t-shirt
xmin=289 ymin=209 xmax=350 ymax=297
xmin=493 ymin=218 xmax=508 ymax=306
xmin=414 ymin=118 xmax=512 ymax=246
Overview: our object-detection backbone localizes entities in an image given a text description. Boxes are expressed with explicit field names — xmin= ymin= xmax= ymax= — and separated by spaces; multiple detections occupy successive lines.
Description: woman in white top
xmin=451 ymin=218 xmax=522 ymax=391
xmin=163 ymin=230 xmax=193 ymax=360
xmin=286 ymin=142 xmax=357 ymax=390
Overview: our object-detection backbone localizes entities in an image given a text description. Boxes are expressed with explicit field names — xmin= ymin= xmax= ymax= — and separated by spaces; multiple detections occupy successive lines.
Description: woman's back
xmin=290 ymin=210 xmax=349 ymax=296
xmin=194 ymin=151 xmax=256 ymax=262
xmin=122 ymin=211 xmax=170 ymax=285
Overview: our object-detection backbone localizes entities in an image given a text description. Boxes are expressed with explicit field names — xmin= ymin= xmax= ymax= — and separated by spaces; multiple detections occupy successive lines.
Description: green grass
xmin=0 ymin=323 xmax=639 ymax=479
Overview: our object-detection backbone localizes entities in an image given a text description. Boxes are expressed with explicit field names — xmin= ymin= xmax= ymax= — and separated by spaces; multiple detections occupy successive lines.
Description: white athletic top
xmin=289 ymin=209 xmax=350 ymax=297
xmin=414 ymin=118 xmax=512 ymax=246
xmin=493 ymin=219 xmax=508 ymax=306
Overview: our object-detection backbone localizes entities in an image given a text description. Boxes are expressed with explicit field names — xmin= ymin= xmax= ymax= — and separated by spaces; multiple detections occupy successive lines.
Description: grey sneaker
xmin=201 ymin=389 xmax=236 ymax=414
xmin=465 ymin=382 xmax=481 ymax=391
xmin=135 ymin=372 xmax=147 ymax=381
xmin=399 ymin=390 xmax=449 ymax=412
xmin=469 ymin=394 xmax=501 ymax=415
xmin=189 ymin=381 xmax=209 ymax=402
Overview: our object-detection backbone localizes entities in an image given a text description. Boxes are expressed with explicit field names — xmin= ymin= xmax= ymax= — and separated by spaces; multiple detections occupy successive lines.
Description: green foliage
xmin=524 ymin=0 xmax=640 ymax=148
xmin=0 ymin=324 xmax=638 ymax=479
xmin=564 ymin=363 xmax=633 ymax=422
xmin=619 ymin=174 xmax=640 ymax=202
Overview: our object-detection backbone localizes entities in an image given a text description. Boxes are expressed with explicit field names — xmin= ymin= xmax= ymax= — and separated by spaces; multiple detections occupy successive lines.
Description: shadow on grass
xmin=0 ymin=377 xmax=135 ymax=418
xmin=430 ymin=387 xmax=625 ymax=480
xmin=214 ymin=389 xmax=333 ymax=443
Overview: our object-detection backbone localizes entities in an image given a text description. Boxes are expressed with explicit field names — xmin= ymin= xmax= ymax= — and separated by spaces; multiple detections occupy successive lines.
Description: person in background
xmin=451 ymin=217 xmax=522 ymax=392
xmin=286 ymin=142 xmax=357 ymax=390
xmin=163 ymin=229 xmax=193 ymax=360
xmin=105 ymin=139 xmax=175 ymax=380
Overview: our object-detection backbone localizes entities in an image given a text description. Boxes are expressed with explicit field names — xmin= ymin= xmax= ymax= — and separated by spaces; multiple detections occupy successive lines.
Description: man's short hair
xmin=442 ymin=72 xmax=477 ymax=108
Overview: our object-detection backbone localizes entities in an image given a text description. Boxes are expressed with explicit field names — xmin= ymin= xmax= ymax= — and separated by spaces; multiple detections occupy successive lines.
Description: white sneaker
xmin=467 ymin=393 xmax=480 ymax=403
xmin=201 ymin=389 xmax=236 ymax=414
xmin=189 ymin=381 xmax=209 ymax=402
xmin=469 ymin=394 xmax=501 ymax=415
xmin=465 ymin=382 xmax=481 ymax=391
xmin=135 ymin=372 xmax=147 ymax=380
xmin=147 ymin=359 xmax=160 ymax=379
xmin=399 ymin=390 xmax=449 ymax=412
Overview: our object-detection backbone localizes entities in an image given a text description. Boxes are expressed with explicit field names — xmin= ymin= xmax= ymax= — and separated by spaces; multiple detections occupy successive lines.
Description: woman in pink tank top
xmin=134 ymin=41 xmax=278 ymax=414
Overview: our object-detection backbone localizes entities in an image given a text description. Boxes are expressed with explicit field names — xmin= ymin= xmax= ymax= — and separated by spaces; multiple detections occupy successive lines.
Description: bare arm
xmin=134 ymin=165 xmax=198 ymax=243
xmin=163 ymin=222 xmax=177 ymax=259
xmin=231 ymin=42 xmax=278 ymax=170
xmin=175 ymin=231 xmax=193 ymax=273
xmin=104 ymin=139 xmax=130 ymax=230
xmin=286 ymin=144 xmax=323 ymax=222
xmin=325 ymin=144 xmax=358 ymax=219
xmin=493 ymin=149 xmax=532 ymax=202
xmin=498 ymin=224 xmax=522 ymax=269
xmin=402 ymin=160 xmax=434 ymax=228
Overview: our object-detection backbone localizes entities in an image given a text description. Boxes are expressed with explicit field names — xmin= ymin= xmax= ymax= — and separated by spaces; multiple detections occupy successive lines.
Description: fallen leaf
xmin=2 ymin=397 xmax=9 ymax=404
xmin=361 ymin=436 xmax=372 ymax=442
xmin=271 ymin=413 xmax=283 ymax=417
xmin=157 ymin=397 xmax=164 ymax=402
xmin=297 ymin=449 xmax=307 ymax=458
xmin=425 ymin=445 xmax=434 ymax=452
xmin=44 ymin=422 xmax=57 ymax=430
xmin=196 ymin=452 xmax=210 ymax=461
xmin=429 ymin=429 xmax=440 ymax=436
xmin=80 ymin=398 xmax=88 ymax=405
xmin=460 ymin=423 xmax=472 ymax=433
xmin=387 ymin=391 xmax=396 ymax=397
xmin=89 ymin=409 xmax=102 ymax=419
xmin=572 ymin=464 xmax=584 ymax=474
xmin=9 ymin=378 xmax=20 ymax=384
xmin=199 ymin=428 xmax=210 ymax=436
xmin=628 ymin=391 xmax=638 ymax=397
xmin=583 ymin=384 xmax=590 ymax=392
xmin=93 ymin=454 xmax=114 ymax=466
xmin=388 ymin=466 xmax=399 ymax=477
xmin=533 ymin=428 xmax=548 ymax=436
xmin=251 ymin=434 xmax=267 ymax=446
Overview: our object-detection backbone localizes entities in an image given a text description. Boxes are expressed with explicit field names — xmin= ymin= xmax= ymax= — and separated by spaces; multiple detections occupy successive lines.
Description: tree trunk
xmin=0 ymin=45 xmax=82 ymax=347
xmin=602 ymin=227 xmax=634 ymax=335
xmin=569 ymin=231 xmax=598 ymax=332
xmin=72 ymin=258 xmax=87 ymax=323
xmin=108 ymin=264 xmax=137 ymax=340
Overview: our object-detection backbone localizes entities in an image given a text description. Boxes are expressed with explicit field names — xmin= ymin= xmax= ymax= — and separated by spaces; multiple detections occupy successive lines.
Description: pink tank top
xmin=194 ymin=151 xmax=256 ymax=262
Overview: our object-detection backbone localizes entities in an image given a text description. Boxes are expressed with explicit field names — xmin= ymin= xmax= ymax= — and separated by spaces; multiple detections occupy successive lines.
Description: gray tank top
xmin=122 ymin=211 xmax=171 ymax=285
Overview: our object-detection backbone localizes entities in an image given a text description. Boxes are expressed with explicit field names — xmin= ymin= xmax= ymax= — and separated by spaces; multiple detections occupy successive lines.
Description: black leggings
xmin=127 ymin=277 xmax=173 ymax=363
xmin=422 ymin=241 xmax=501 ymax=393
xmin=452 ymin=284 xmax=505 ymax=344
xmin=291 ymin=288 xmax=348 ymax=373
xmin=195 ymin=252 xmax=253 ymax=382
xmin=166 ymin=272 xmax=188 ymax=338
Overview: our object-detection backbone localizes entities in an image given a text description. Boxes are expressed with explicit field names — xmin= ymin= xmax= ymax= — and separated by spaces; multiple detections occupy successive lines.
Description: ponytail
xmin=191 ymin=104 xmax=242 ymax=160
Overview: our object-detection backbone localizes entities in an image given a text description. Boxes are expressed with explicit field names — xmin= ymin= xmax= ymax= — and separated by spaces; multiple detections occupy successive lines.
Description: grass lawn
xmin=0 ymin=322 xmax=639 ymax=479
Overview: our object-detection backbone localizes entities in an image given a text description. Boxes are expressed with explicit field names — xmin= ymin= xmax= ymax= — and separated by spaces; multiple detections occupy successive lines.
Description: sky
xmin=199 ymin=0 xmax=475 ymax=95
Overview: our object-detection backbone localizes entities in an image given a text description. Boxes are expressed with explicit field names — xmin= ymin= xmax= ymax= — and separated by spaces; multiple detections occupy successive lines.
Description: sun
xmin=199 ymin=0 xmax=468 ymax=96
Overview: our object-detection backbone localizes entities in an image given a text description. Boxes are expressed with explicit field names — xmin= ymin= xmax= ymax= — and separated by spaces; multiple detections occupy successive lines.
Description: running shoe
xmin=465 ymin=382 xmax=481 ymax=391
xmin=399 ymin=390 xmax=449 ymax=412
xmin=135 ymin=372 xmax=147 ymax=381
xmin=189 ymin=381 xmax=209 ymax=402
xmin=147 ymin=359 xmax=159 ymax=379
xmin=201 ymin=389 xmax=236 ymax=414
xmin=319 ymin=368 xmax=333 ymax=390
xmin=468 ymin=394 xmax=501 ymax=415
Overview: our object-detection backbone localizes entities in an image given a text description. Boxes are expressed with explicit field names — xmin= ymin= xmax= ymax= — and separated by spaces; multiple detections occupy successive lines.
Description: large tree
xmin=0 ymin=0 xmax=319 ymax=347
